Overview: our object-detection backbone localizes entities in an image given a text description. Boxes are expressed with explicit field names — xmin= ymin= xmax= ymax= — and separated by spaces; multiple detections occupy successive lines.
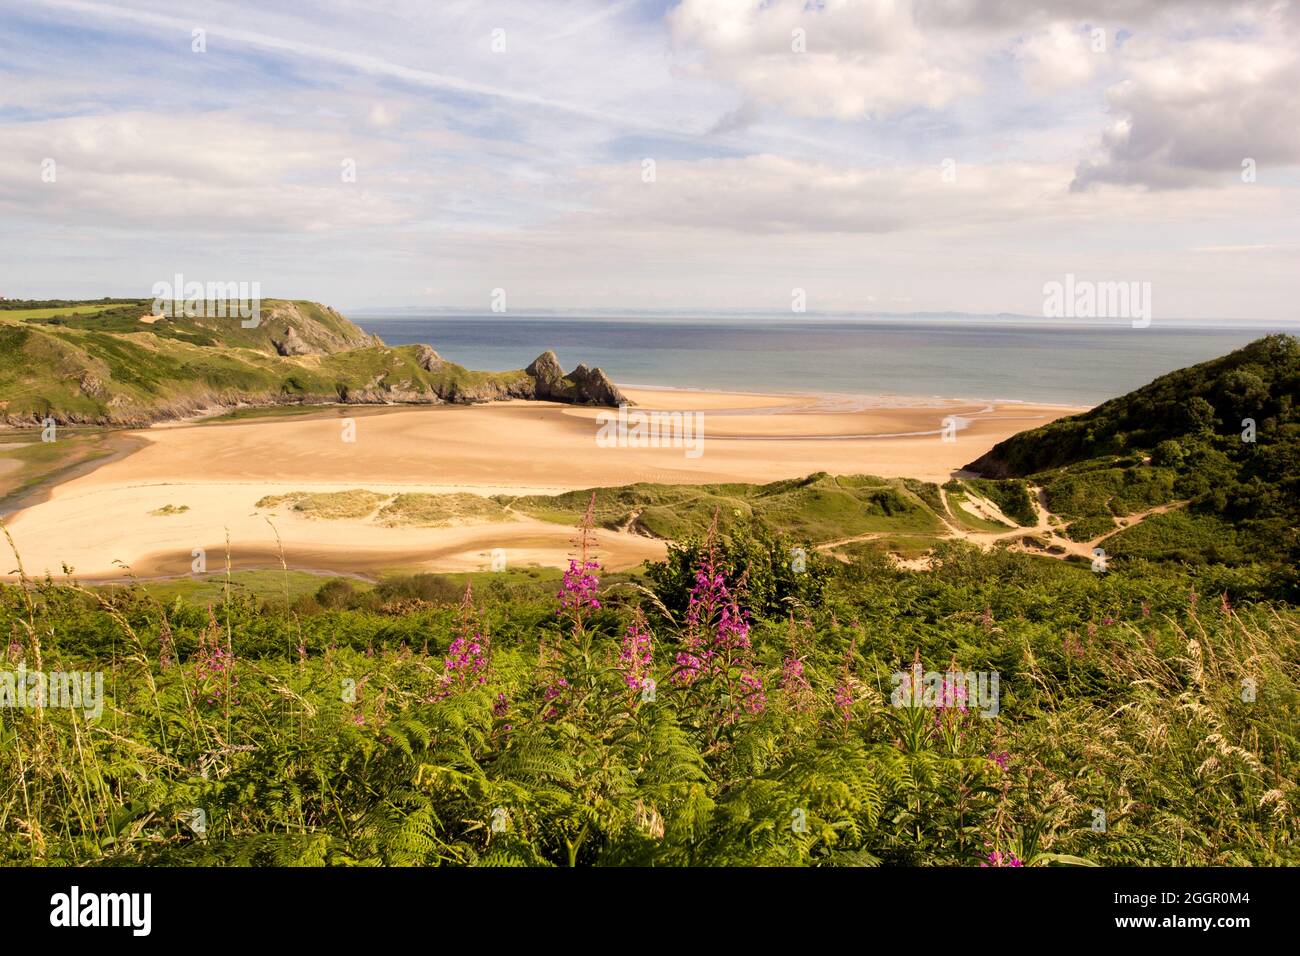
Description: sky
xmin=1 ymin=0 xmax=1298 ymax=319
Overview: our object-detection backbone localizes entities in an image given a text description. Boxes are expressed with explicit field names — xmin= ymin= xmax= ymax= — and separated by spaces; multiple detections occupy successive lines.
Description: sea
xmin=351 ymin=313 xmax=1295 ymax=407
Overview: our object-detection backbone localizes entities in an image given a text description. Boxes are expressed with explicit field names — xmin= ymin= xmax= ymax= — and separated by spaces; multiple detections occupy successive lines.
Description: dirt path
xmin=1084 ymin=500 xmax=1188 ymax=548
xmin=837 ymin=483 xmax=1189 ymax=566
xmin=615 ymin=509 xmax=644 ymax=535
xmin=816 ymin=531 xmax=891 ymax=550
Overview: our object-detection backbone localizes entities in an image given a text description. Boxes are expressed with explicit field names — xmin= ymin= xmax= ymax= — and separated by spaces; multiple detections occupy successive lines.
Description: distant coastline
xmin=349 ymin=306 xmax=1300 ymax=329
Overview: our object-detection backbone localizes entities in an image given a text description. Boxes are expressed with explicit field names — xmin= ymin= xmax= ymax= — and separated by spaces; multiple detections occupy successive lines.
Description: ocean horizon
xmin=353 ymin=313 xmax=1292 ymax=406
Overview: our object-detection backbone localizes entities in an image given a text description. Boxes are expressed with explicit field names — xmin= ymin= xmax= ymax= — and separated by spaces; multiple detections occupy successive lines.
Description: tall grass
xmin=1 ymin=520 xmax=1296 ymax=866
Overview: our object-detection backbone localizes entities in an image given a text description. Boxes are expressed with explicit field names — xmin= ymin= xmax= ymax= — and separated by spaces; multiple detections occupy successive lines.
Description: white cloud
xmin=1016 ymin=22 xmax=1106 ymax=92
xmin=568 ymin=152 xmax=1292 ymax=237
xmin=1073 ymin=11 xmax=1300 ymax=189
xmin=0 ymin=112 xmax=411 ymax=231
xmin=668 ymin=0 xmax=981 ymax=118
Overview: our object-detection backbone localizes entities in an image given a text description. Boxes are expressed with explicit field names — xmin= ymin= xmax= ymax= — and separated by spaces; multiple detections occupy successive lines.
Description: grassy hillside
xmin=967 ymin=334 xmax=1300 ymax=586
xmin=0 ymin=298 xmax=618 ymax=426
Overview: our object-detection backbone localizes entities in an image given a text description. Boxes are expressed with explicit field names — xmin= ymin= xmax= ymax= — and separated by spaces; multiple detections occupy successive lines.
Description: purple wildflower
xmin=981 ymin=850 xmax=1024 ymax=868
xmin=543 ymin=678 xmax=569 ymax=720
xmin=834 ymin=681 xmax=854 ymax=722
xmin=738 ymin=672 xmax=767 ymax=714
xmin=435 ymin=583 xmax=490 ymax=699
xmin=669 ymin=549 xmax=764 ymax=716
xmin=556 ymin=491 xmax=603 ymax=636
xmin=618 ymin=613 xmax=654 ymax=699
xmin=194 ymin=617 xmax=236 ymax=706
xmin=780 ymin=656 xmax=813 ymax=712
xmin=558 ymin=559 xmax=602 ymax=615
xmin=437 ymin=634 xmax=488 ymax=697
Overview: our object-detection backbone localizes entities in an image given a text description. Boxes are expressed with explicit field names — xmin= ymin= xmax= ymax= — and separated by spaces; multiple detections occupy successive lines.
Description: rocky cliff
xmin=0 ymin=299 xmax=631 ymax=427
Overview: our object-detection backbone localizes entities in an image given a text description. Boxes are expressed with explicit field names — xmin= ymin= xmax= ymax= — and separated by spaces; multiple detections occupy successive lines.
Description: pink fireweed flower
xmin=437 ymin=633 xmax=488 ymax=698
xmin=672 ymin=650 xmax=705 ymax=686
xmin=436 ymin=582 xmax=490 ymax=699
xmin=780 ymin=656 xmax=813 ymax=712
xmin=738 ymin=672 xmax=767 ymax=714
xmin=834 ymin=637 xmax=861 ymax=726
xmin=618 ymin=614 xmax=654 ymax=695
xmin=937 ymin=672 xmax=969 ymax=713
xmin=670 ymin=563 xmax=751 ymax=685
xmin=557 ymin=491 xmax=602 ymax=636
xmin=932 ymin=667 xmax=974 ymax=745
xmin=557 ymin=494 xmax=602 ymax=620
xmin=834 ymin=681 xmax=854 ymax=722
xmin=493 ymin=692 xmax=509 ymax=718
xmin=557 ymin=558 xmax=602 ymax=615
xmin=668 ymin=547 xmax=766 ymax=716
xmin=981 ymin=850 xmax=1024 ymax=868
xmin=670 ymin=555 xmax=766 ymax=714
xmin=194 ymin=627 xmax=236 ymax=706
xmin=543 ymin=677 xmax=569 ymax=720
xmin=932 ymin=670 xmax=970 ymax=730
xmin=989 ymin=751 xmax=1011 ymax=771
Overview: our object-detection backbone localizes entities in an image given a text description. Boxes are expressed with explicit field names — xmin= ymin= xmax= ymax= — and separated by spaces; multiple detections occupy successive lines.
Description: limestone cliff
xmin=0 ymin=298 xmax=631 ymax=427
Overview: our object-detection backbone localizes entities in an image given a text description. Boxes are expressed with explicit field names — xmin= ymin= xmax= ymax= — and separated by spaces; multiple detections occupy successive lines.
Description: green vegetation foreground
xmin=1 ymin=504 xmax=1295 ymax=867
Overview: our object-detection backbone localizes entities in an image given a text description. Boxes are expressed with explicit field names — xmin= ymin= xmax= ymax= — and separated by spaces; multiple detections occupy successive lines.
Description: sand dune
xmin=0 ymin=388 xmax=1084 ymax=581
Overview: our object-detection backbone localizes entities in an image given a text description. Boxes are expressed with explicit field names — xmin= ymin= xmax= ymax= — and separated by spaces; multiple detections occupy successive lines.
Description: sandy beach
xmin=0 ymin=387 xmax=1084 ymax=581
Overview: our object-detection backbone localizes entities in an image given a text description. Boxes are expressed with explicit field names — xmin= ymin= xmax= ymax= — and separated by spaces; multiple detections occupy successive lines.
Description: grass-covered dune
xmin=248 ymin=471 xmax=1027 ymax=555
xmin=251 ymin=473 xmax=951 ymax=540
xmin=505 ymin=473 xmax=945 ymax=541
xmin=0 ymin=298 xmax=625 ymax=426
